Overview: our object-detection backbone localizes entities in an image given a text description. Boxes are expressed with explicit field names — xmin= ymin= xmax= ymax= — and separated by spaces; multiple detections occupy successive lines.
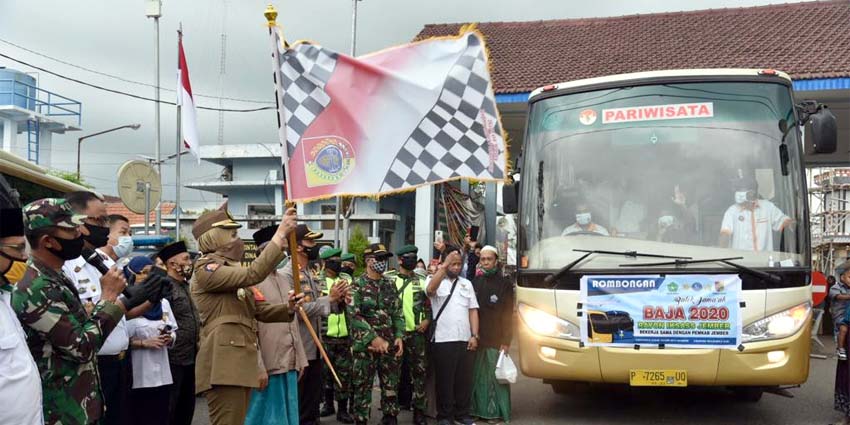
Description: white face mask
xmin=576 ymin=212 xmax=592 ymax=226
xmin=113 ymin=236 xmax=134 ymax=258
xmin=735 ymin=191 xmax=749 ymax=204
xmin=658 ymin=215 xmax=675 ymax=228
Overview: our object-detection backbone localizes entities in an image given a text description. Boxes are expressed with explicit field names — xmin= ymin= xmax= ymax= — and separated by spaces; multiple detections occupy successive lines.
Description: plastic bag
xmin=495 ymin=350 xmax=517 ymax=384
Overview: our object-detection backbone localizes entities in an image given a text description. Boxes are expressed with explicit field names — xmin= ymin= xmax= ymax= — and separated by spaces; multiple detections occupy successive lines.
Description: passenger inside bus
xmin=718 ymin=176 xmax=793 ymax=251
xmin=561 ymin=202 xmax=610 ymax=236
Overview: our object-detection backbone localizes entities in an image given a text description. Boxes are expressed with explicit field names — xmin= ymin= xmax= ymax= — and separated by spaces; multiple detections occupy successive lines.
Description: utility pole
xmin=146 ymin=0 xmax=163 ymax=234
xmin=176 ymin=23 xmax=183 ymax=239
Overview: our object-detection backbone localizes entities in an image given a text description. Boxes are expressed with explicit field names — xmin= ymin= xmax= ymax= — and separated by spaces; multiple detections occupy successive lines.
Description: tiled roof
xmin=415 ymin=1 xmax=850 ymax=94
xmin=106 ymin=202 xmax=176 ymax=226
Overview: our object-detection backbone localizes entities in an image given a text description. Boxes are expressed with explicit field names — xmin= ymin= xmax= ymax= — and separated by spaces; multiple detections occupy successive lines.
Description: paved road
xmin=192 ymin=337 xmax=840 ymax=425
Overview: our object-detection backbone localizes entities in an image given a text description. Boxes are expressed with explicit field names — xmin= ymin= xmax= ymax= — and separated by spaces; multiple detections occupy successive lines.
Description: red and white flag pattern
xmin=177 ymin=35 xmax=201 ymax=164
xmin=270 ymin=28 xmax=508 ymax=202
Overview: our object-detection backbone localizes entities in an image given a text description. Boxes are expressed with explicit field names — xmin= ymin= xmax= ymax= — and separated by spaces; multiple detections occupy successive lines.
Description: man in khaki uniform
xmin=192 ymin=208 xmax=303 ymax=425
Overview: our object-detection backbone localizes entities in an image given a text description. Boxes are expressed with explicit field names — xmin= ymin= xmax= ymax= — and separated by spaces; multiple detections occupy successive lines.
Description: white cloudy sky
xmin=0 ymin=0 xmax=804 ymax=209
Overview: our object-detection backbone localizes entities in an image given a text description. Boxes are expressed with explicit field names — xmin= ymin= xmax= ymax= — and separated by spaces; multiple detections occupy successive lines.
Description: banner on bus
xmin=579 ymin=274 xmax=742 ymax=349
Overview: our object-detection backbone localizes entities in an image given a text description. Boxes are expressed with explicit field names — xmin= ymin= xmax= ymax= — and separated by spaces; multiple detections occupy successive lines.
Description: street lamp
xmin=77 ymin=124 xmax=141 ymax=180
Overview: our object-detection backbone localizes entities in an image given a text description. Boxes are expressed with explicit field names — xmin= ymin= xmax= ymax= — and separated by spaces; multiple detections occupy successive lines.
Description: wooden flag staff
xmin=266 ymin=4 xmax=341 ymax=388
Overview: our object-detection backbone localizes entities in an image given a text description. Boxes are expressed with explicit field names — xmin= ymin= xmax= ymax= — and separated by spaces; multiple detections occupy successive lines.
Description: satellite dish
xmin=117 ymin=160 xmax=162 ymax=214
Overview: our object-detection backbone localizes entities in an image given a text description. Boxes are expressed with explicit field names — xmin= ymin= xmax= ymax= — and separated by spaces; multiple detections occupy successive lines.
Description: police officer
xmin=191 ymin=208 xmax=303 ymax=425
xmin=319 ymin=248 xmax=354 ymax=423
xmin=395 ymin=245 xmax=431 ymax=425
xmin=349 ymin=243 xmax=405 ymax=425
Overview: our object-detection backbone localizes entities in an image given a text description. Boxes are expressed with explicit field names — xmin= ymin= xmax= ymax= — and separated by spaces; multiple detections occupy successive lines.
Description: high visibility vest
xmin=395 ymin=274 xmax=425 ymax=332
xmin=323 ymin=276 xmax=349 ymax=338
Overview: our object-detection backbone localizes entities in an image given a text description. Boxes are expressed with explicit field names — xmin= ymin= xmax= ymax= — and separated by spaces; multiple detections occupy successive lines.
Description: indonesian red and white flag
xmin=177 ymin=35 xmax=201 ymax=164
xmin=270 ymin=27 xmax=508 ymax=202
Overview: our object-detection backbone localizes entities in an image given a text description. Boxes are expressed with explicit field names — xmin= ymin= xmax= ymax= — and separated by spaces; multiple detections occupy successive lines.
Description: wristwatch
xmin=471 ymin=334 xmax=479 ymax=340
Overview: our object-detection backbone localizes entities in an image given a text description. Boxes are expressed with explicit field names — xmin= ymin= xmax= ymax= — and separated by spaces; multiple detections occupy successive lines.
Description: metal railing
xmin=0 ymin=79 xmax=81 ymax=126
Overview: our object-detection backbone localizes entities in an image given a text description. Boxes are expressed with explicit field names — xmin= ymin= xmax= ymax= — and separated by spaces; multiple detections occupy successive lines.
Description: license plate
xmin=629 ymin=369 xmax=687 ymax=387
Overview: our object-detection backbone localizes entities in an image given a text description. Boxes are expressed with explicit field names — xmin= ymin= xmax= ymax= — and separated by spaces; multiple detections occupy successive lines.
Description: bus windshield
xmin=520 ymin=81 xmax=807 ymax=271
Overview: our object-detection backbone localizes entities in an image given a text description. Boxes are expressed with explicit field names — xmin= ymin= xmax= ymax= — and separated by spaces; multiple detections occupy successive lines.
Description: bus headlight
xmin=741 ymin=302 xmax=811 ymax=343
xmin=518 ymin=303 xmax=580 ymax=340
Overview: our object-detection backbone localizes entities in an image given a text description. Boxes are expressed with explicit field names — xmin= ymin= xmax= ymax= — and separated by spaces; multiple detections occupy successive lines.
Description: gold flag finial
xmin=264 ymin=4 xmax=278 ymax=26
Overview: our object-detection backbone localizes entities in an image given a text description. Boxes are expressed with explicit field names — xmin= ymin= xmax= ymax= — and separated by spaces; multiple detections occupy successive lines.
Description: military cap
xmin=158 ymin=241 xmax=188 ymax=262
xmin=395 ymin=244 xmax=418 ymax=257
xmin=295 ymin=224 xmax=323 ymax=242
xmin=320 ymin=248 xmax=342 ymax=260
xmin=363 ymin=243 xmax=393 ymax=258
xmin=341 ymin=253 xmax=356 ymax=262
xmin=192 ymin=209 xmax=241 ymax=239
xmin=252 ymin=225 xmax=277 ymax=246
xmin=0 ymin=208 xmax=24 ymax=238
xmin=23 ymin=198 xmax=86 ymax=232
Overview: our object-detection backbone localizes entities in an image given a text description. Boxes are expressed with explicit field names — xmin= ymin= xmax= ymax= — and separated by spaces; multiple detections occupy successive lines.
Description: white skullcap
xmin=481 ymin=245 xmax=499 ymax=256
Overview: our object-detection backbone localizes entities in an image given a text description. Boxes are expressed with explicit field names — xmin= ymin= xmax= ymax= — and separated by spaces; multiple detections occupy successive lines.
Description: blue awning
xmin=495 ymin=78 xmax=850 ymax=105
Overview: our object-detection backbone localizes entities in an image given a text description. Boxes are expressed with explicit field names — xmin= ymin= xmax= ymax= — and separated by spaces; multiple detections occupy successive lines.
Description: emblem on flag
xmin=303 ymin=136 xmax=355 ymax=187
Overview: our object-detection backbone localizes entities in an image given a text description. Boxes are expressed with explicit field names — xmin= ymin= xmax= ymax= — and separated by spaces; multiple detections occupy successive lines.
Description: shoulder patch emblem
xmin=205 ymin=263 xmax=221 ymax=272
xmin=250 ymin=287 xmax=267 ymax=302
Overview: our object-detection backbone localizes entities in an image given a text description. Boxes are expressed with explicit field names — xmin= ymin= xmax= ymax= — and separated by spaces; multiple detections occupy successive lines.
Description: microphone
xmin=82 ymin=248 xmax=110 ymax=275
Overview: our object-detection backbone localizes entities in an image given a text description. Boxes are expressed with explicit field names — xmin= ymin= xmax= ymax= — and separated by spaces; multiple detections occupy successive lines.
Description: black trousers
xmin=398 ymin=345 xmax=413 ymax=407
xmin=131 ymin=385 xmax=172 ymax=425
xmin=431 ymin=341 xmax=474 ymax=421
xmin=97 ymin=354 xmax=131 ymax=425
xmin=168 ymin=364 xmax=196 ymax=425
xmin=299 ymin=358 xmax=323 ymax=425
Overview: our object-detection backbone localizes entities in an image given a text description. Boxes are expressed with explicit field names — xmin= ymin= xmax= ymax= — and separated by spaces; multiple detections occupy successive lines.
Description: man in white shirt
xmin=0 ymin=206 xmax=44 ymax=425
xmin=719 ymin=178 xmax=792 ymax=252
xmin=63 ymin=191 xmax=132 ymax=425
xmin=426 ymin=248 xmax=479 ymax=425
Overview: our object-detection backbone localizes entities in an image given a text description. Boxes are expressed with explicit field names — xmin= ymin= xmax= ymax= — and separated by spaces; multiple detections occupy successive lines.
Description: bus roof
xmin=528 ymin=69 xmax=792 ymax=100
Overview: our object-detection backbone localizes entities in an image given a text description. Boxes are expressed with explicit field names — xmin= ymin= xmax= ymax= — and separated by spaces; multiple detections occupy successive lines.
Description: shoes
xmin=319 ymin=402 xmax=335 ymax=417
xmin=413 ymin=409 xmax=428 ymax=425
xmin=400 ymin=403 xmax=412 ymax=411
xmin=839 ymin=348 xmax=847 ymax=361
xmin=336 ymin=399 xmax=354 ymax=424
xmin=380 ymin=416 xmax=398 ymax=425
xmin=454 ymin=417 xmax=476 ymax=425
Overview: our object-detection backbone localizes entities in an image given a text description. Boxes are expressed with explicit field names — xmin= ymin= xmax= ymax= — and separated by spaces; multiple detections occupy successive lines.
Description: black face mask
xmin=302 ymin=243 xmax=320 ymax=261
xmin=83 ymin=223 xmax=110 ymax=248
xmin=340 ymin=266 xmax=355 ymax=276
xmin=325 ymin=259 xmax=341 ymax=274
xmin=400 ymin=256 xmax=418 ymax=271
xmin=47 ymin=234 xmax=85 ymax=261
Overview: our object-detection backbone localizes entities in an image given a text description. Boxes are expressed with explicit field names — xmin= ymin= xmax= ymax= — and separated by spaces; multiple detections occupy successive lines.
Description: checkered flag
xmin=275 ymin=42 xmax=339 ymax=157
xmin=381 ymin=34 xmax=506 ymax=191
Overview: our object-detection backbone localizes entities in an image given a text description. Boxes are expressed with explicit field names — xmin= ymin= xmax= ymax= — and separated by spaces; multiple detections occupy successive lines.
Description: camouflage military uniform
xmin=395 ymin=272 xmax=431 ymax=412
xmin=348 ymin=274 xmax=404 ymax=422
xmin=13 ymin=260 xmax=124 ymax=425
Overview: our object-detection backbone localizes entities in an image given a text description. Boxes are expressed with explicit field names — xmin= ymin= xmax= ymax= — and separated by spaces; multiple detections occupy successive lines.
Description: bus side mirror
xmin=806 ymin=103 xmax=838 ymax=154
xmin=503 ymin=184 xmax=518 ymax=214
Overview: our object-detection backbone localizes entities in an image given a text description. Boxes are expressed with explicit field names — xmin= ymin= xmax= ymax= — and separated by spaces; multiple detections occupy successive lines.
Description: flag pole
xmin=175 ymin=23 xmax=183 ymax=239
xmin=266 ymin=4 xmax=341 ymax=388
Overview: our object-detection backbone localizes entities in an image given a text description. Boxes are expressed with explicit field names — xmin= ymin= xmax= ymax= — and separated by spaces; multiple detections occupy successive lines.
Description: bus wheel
xmin=730 ymin=386 xmax=764 ymax=402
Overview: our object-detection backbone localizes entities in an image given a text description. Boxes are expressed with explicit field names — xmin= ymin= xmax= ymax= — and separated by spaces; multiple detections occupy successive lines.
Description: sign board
xmin=580 ymin=275 xmax=742 ymax=349
xmin=812 ymin=271 xmax=828 ymax=306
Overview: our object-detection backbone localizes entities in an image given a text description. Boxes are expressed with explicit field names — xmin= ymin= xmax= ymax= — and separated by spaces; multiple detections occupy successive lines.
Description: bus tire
xmin=730 ymin=386 xmax=764 ymax=402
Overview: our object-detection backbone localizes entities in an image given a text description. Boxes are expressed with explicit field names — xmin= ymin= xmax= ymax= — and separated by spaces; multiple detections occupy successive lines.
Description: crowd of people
xmin=0 ymin=185 xmax=515 ymax=425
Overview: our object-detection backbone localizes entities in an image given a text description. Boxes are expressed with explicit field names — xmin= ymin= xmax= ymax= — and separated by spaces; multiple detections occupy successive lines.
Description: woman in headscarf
xmin=125 ymin=256 xmax=178 ymax=425
xmin=470 ymin=246 xmax=513 ymax=424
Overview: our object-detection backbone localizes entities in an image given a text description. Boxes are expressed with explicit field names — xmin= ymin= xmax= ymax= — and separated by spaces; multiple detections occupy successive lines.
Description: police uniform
xmin=12 ymin=199 xmax=125 ymax=425
xmin=319 ymin=248 xmax=354 ymax=423
xmin=394 ymin=245 xmax=431 ymax=425
xmin=348 ymin=243 xmax=404 ymax=425
xmin=190 ymin=210 xmax=296 ymax=425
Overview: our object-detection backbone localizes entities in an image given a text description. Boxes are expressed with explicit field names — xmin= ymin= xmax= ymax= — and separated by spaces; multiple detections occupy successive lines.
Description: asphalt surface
xmin=192 ymin=337 xmax=841 ymax=425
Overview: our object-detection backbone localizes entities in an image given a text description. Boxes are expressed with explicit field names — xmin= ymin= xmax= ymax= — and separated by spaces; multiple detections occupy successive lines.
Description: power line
xmin=0 ymin=37 xmax=275 ymax=105
xmin=0 ymin=52 xmax=275 ymax=113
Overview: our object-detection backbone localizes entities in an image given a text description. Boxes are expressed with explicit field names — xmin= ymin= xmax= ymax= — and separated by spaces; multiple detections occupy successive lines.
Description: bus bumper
xmin=518 ymin=316 xmax=811 ymax=386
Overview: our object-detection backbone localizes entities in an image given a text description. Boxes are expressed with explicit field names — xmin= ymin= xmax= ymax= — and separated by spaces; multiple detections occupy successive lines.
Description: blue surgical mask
xmin=576 ymin=213 xmax=592 ymax=226
xmin=113 ymin=236 xmax=134 ymax=258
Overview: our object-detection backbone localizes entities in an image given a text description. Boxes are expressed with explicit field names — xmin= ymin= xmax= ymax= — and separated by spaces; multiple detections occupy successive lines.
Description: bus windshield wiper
xmin=543 ymin=249 xmax=692 ymax=285
xmin=618 ymin=256 xmax=782 ymax=284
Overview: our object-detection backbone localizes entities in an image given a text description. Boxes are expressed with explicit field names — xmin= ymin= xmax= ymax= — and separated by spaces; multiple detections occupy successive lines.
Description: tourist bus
xmin=505 ymin=69 xmax=837 ymax=401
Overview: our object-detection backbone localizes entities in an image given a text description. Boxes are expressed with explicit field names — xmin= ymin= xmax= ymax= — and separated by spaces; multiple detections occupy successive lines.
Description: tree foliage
xmin=347 ymin=224 xmax=369 ymax=276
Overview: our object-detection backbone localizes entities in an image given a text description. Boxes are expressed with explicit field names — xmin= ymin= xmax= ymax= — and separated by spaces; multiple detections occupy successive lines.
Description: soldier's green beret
xmin=396 ymin=244 xmax=418 ymax=256
xmin=320 ymin=248 xmax=342 ymax=260
xmin=341 ymin=253 xmax=356 ymax=262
